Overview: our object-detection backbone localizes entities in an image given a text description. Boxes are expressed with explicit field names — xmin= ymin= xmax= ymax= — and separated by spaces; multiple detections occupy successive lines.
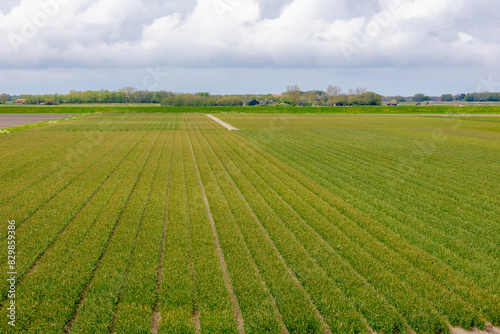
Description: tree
xmin=355 ymin=87 xmax=367 ymax=95
xmin=286 ymin=85 xmax=301 ymax=106
xmin=364 ymin=92 xmax=383 ymax=105
xmin=348 ymin=92 xmax=382 ymax=106
xmin=394 ymin=95 xmax=407 ymax=103
xmin=216 ymin=96 xmax=243 ymax=106
xmin=441 ymin=94 xmax=454 ymax=102
xmin=413 ymin=93 xmax=431 ymax=102
xmin=119 ymin=87 xmax=137 ymax=103
xmin=336 ymin=94 xmax=349 ymax=106
xmin=0 ymin=93 xmax=10 ymax=104
xmin=326 ymin=85 xmax=342 ymax=105
xmin=306 ymin=91 xmax=321 ymax=106
xmin=465 ymin=95 xmax=476 ymax=102
xmin=463 ymin=92 xmax=500 ymax=102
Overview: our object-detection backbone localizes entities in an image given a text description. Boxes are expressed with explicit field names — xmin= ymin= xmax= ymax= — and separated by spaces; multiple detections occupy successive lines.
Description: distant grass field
xmin=1 ymin=104 xmax=500 ymax=114
xmin=0 ymin=113 xmax=499 ymax=333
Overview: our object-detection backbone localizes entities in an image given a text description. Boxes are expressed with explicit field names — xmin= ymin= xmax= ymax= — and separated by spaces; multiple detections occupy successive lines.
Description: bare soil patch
xmin=450 ymin=323 xmax=500 ymax=334
xmin=0 ymin=114 xmax=76 ymax=129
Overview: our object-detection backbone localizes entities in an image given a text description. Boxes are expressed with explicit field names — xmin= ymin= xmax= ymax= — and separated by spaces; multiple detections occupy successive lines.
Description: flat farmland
xmin=0 ymin=113 xmax=499 ymax=334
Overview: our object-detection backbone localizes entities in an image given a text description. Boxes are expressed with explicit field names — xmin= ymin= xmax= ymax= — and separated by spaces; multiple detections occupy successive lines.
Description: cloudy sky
xmin=0 ymin=0 xmax=499 ymax=96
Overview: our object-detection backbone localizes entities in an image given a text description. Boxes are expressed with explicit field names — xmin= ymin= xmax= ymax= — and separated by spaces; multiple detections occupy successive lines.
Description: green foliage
xmin=0 ymin=93 xmax=10 ymax=104
xmin=441 ymin=94 xmax=454 ymax=101
xmin=395 ymin=95 xmax=407 ymax=102
xmin=15 ymin=90 xmax=168 ymax=104
xmin=220 ymin=113 xmax=500 ymax=329
xmin=1 ymin=114 xmax=499 ymax=333
xmin=285 ymin=85 xmax=302 ymax=106
xmin=160 ymin=94 xmax=243 ymax=106
xmin=348 ymin=92 xmax=382 ymax=106
xmin=413 ymin=93 xmax=431 ymax=102
xmin=464 ymin=92 xmax=500 ymax=102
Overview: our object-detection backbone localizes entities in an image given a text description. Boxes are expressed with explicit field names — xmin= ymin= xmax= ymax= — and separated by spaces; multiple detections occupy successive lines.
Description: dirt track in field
xmin=0 ymin=114 xmax=76 ymax=129
xmin=206 ymin=114 xmax=240 ymax=130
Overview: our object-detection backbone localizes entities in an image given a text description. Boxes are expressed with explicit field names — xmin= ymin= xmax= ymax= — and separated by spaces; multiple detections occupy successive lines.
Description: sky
xmin=0 ymin=0 xmax=499 ymax=96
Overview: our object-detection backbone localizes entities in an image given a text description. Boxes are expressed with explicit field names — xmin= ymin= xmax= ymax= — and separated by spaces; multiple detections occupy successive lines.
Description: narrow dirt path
xmin=450 ymin=323 xmax=500 ymax=334
xmin=206 ymin=114 xmax=239 ymax=130
xmin=190 ymin=127 xmax=291 ymax=334
xmin=194 ymin=128 xmax=332 ymax=334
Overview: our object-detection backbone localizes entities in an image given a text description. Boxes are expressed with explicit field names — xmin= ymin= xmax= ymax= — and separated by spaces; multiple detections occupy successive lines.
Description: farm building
xmin=258 ymin=99 xmax=276 ymax=105
xmin=242 ymin=99 xmax=260 ymax=106
xmin=387 ymin=99 xmax=399 ymax=106
xmin=15 ymin=99 xmax=27 ymax=104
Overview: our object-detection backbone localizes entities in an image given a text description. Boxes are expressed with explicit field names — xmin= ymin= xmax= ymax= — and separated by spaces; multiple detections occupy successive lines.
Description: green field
xmin=1 ymin=113 xmax=499 ymax=333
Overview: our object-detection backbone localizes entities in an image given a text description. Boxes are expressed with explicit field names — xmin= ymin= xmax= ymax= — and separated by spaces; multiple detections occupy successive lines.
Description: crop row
xmin=0 ymin=130 xmax=147 ymax=304
xmin=111 ymin=130 xmax=174 ymax=333
xmin=202 ymin=126 xmax=450 ymax=333
xmin=0 ymin=115 xmax=168 ymax=332
xmin=261 ymin=129 xmax=500 ymax=258
xmin=213 ymin=117 xmax=495 ymax=324
xmin=40 ymin=113 xmax=182 ymax=132
xmin=191 ymin=127 xmax=369 ymax=333
xmin=269 ymin=137 xmax=500 ymax=298
xmin=229 ymin=121 xmax=498 ymax=208
xmin=232 ymin=125 xmax=494 ymax=243
xmin=283 ymin=127 xmax=499 ymax=211
xmin=0 ymin=132 xmax=109 ymax=205
xmin=244 ymin=127 xmax=500 ymax=296
xmin=0 ymin=130 xmax=157 ymax=332
xmin=180 ymin=128 xmax=237 ymax=333
xmin=205 ymin=120 xmax=498 ymax=328
xmin=157 ymin=131 xmax=197 ymax=333
xmin=0 ymin=131 xmax=128 ymax=226
xmin=0 ymin=113 xmax=164 ymax=234
xmin=189 ymin=129 xmax=295 ymax=333
xmin=65 ymin=115 xmax=169 ymax=333
xmin=235 ymin=129 xmax=500 ymax=318
xmin=0 ymin=113 xmax=167 ymax=226
xmin=69 ymin=130 xmax=164 ymax=333
xmin=2 ymin=113 xmax=497 ymax=333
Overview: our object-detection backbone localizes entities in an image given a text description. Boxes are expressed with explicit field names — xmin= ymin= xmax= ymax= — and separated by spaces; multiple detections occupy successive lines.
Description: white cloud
xmin=0 ymin=0 xmax=498 ymax=94
xmin=81 ymin=0 xmax=141 ymax=25
xmin=454 ymin=32 xmax=475 ymax=45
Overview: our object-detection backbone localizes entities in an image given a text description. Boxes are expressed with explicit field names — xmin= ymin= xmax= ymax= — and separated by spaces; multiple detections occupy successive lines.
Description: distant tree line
xmin=160 ymin=93 xmax=244 ymax=106
xmin=284 ymin=85 xmax=382 ymax=106
xmin=463 ymin=92 xmax=500 ymax=102
xmin=387 ymin=92 xmax=500 ymax=103
xmin=440 ymin=92 xmax=500 ymax=102
xmin=1 ymin=88 xmax=499 ymax=106
xmin=1 ymin=89 xmax=273 ymax=107
xmin=3 ymin=88 xmax=170 ymax=105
